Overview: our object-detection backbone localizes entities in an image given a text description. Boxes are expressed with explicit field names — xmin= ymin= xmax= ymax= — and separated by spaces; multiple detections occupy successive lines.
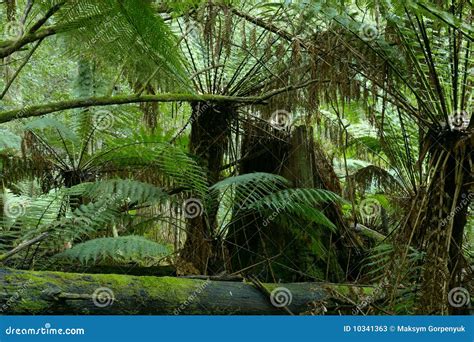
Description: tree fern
xmin=97 ymin=137 xmax=208 ymax=197
xmin=210 ymin=172 xmax=289 ymax=210
xmin=56 ymin=235 xmax=171 ymax=265
xmin=57 ymin=179 xmax=171 ymax=239
xmin=36 ymin=0 xmax=190 ymax=90
xmin=211 ymin=174 xmax=342 ymax=233
xmin=79 ymin=179 xmax=169 ymax=205
xmin=248 ymin=188 xmax=344 ymax=232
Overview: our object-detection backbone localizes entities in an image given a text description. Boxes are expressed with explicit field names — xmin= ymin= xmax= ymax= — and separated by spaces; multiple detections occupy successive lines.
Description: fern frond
xmin=78 ymin=179 xmax=169 ymax=205
xmin=249 ymin=189 xmax=343 ymax=232
xmin=350 ymin=164 xmax=404 ymax=194
xmin=211 ymin=172 xmax=289 ymax=209
xmin=96 ymin=139 xmax=208 ymax=197
xmin=56 ymin=235 xmax=171 ymax=265
xmin=253 ymin=188 xmax=344 ymax=207
xmin=38 ymin=0 xmax=190 ymax=90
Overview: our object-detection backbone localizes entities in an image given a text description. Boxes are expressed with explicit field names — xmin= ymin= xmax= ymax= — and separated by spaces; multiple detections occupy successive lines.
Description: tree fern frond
xmin=350 ymin=165 xmax=405 ymax=194
xmin=56 ymin=235 xmax=171 ymax=265
xmin=41 ymin=0 xmax=190 ymax=90
xmin=249 ymin=188 xmax=344 ymax=209
xmin=211 ymin=172 xmax=289 ymax=209
xmin=96 ymin=139 xmax=208 ymax=197
xmin=211 ymin=172 xmax=289 ymax=190
xmin=77 ymin=179 xmax=169 ymax=205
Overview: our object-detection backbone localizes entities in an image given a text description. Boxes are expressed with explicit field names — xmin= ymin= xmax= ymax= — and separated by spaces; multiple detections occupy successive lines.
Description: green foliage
xmin=61 ymin=179 xmax=171 ymax=238
xmin=0 ymin=128 xmax=21 ymax=152
xmin=212 ymin=173 xmax=342 ymax=233
xmin=211 ymin=172 xmax=289 ymax=209
xmin=100 ymin=136 xmax=208 ymax=197
xmin=57 ymin=235 xmax=171 ymax=265
xmin=81 ymin=179 xmax=168 ymax=203
xmin=0 ymin=0 xmax=472 ymax=315
xmin=249 ymin=188 xmax=344 ymax=231
xmin=361 ymin=242 xmax=425 ymax=314
xmin=37 ymin=0 xmax=190 ymax=90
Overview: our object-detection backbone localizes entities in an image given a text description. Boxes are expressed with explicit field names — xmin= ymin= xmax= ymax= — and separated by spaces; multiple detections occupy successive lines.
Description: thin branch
xmin=0 ymin=26 xmax=59 ymax=58
xmin=228 ymin=6 xmax=299 ymax=46
xmin=29 ymin=1 xmax=65 ymax=33
xmin=0 ymin=80 xmax=321 ymax=124
xmin=0 ymin=232 xmax=49 ymax=263
xmin=0 ymin=39 xmax=43 ymax=100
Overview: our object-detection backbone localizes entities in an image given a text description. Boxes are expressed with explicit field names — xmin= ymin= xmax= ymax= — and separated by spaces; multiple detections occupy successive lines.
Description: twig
xmin=0 ymin=232 xmax=49 ymax=263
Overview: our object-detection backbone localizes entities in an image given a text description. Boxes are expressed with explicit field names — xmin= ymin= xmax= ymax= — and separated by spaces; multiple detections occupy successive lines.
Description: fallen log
xmin=0 ymin=268 xmax=377 ymax=315
xmin=46 ymin=263 xmax=176 ymax=277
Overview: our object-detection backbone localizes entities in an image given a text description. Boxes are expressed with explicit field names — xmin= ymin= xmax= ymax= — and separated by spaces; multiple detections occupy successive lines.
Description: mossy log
xmin=0 ymin=268 xmax=377 ymax=315
xmin=45 ymin=264 xmax=176 ymax=277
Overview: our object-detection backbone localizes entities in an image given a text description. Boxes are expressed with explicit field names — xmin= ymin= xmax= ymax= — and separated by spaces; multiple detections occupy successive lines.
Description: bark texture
xmin=0 ymin=268 xmax=377 ymax=315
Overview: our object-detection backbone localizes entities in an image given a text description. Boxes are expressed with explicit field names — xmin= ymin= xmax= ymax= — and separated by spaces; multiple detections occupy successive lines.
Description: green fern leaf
xmin=57 ymin=235 xmax=171 ymax=265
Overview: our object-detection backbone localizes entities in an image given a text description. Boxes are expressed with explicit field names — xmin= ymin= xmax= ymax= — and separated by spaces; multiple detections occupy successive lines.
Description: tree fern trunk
xmin=418 ymin=133 xmax=472 ymax=314
xmin=180 ymin=102 xmax=235 ymax=274
xmin=281 ymin=126 xmax=349 ymax=282
xmin=398 ymin=131 xmax=473 ymax=314
xmin=227 ymin=124 xmax=349 ymax=282
xmin=226 ymin=120 xmax=289 ymax=279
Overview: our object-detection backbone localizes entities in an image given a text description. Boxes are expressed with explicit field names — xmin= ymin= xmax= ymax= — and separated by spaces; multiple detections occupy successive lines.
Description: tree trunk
xmin=0 ymin=268 xmax=377 ymax=315
xmin=227 ymin=124 xmax=352 ymax=282
xmin=226 ymin=119 xmax=290 ymax=279
xmin=280 ymin=126 xmax=350 ymax=282
xmin=180 ymin=102 xmax=235 ymax=275
xmin=397 ymin=130 xmax=473 ymax=314
xmin=418 ymin=131 xmax=472 ymax=314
